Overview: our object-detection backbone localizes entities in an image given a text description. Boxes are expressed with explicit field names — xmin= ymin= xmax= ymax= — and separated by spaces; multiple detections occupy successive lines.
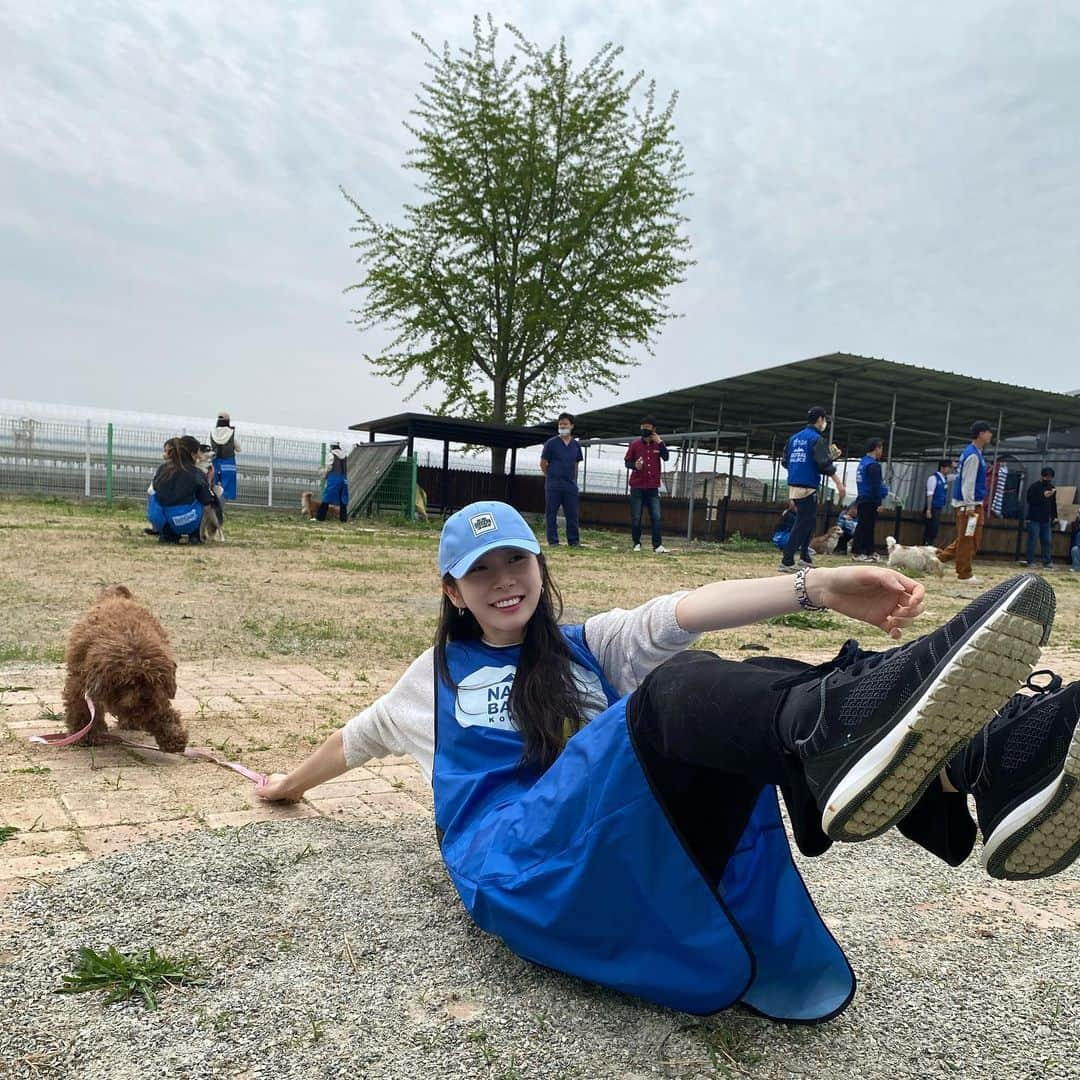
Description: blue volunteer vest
xmin=952 ymin=444 xmax=987 ymax=502
xmin=930 ymin=472 xmax=947 ymax=510
xmin=784 ymin=427 xmax=824 ymax=488
xmin=212 ymin=457 xmax=237 ymax=501
xmin=147 ymin=493 xmax=203 ymax=536
xmin=432 ymin=629 xmax=854 ymax=1020
xmin=855 ymin=456 xmax=889 ymax=503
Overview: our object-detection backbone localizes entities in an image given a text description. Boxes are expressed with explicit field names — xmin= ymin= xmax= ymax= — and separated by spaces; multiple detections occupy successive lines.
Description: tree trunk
xmin=490 ymin=375 xmax=509 ymax=477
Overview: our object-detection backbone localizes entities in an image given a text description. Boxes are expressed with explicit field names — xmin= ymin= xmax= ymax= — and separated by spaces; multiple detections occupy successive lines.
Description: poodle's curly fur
xmin=62 ymin=585 xmax=187 ymax=752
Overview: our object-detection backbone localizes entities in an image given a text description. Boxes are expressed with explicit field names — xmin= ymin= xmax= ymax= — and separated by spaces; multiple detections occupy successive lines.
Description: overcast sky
xmin=3 ymin=1 xmax=1078 ymax=432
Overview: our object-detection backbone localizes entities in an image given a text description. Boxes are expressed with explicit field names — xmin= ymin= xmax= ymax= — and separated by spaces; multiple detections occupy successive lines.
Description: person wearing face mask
xmin=624 ymin=417 xmax=670 ymax=553
xmin=540 ymin=412 xmax=584 ymax=546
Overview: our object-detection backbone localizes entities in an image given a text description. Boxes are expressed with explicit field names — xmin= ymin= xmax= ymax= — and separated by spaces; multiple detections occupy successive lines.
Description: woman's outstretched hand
xmin=811 ymin=566 xmax=925 ymax=640
xmin=255 ymin=773 xmax=302 ymax=802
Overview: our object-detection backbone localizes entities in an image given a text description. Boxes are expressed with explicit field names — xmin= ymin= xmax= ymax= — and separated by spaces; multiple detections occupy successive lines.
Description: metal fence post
xmin=268 ymin=437 xmax=274 ymax=508
xmin=105 ymin=423 xmax=113 ymax=506
xmin=408 ymin=453 xmax=418 ymax=521
xmin=84 ymin=420 xmax=91 ymax=497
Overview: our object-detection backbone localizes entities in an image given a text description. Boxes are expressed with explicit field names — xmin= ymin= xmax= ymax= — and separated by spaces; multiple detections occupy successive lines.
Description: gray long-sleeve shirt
xmin=340 ymin=592 xmax=698 ymax=781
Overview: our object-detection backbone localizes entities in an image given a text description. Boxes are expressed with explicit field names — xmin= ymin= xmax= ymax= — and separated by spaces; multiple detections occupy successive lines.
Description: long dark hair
xmin=433 ymin=553 xmax=586 ymax=773
xmin=158 ymin=437 xmax=198 ymax=482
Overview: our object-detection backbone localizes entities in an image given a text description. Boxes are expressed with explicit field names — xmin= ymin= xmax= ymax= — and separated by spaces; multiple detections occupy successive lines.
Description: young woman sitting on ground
xmin=258 ymin=501 xmax=1079 ymax=1022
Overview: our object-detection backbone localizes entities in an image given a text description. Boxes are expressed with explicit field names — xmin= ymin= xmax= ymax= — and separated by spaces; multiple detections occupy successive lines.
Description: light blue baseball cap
xmin=438 ymin=501 xmax=541 ymax=579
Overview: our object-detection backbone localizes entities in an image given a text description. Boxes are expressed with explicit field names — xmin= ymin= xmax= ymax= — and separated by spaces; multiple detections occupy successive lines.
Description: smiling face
xmin=443 ymin=547 xmax=543 ymax=646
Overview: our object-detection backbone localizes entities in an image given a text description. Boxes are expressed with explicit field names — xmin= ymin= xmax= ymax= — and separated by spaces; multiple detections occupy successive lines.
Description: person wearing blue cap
xmin=257 ymin=501 xmax=1080 ymax=1021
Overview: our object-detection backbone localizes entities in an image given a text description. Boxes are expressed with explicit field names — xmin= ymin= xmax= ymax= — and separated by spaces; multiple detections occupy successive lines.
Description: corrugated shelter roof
xmin=569 ymin=353 xmax=1080 ymax=458
xmin=350 ymin=412 xmax=551 ymax=450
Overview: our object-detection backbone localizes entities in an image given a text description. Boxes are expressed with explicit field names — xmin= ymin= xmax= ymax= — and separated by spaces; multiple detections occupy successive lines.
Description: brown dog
xmin=809 ymin=525 xmax=843 ymax=555
xmin=62 ymin=585 xmax=187 ymax=752
xmin=300 ymin=491 xmax=329 ymax=519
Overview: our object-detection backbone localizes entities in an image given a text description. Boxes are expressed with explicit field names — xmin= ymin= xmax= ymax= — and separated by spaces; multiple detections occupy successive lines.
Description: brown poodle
xmin=62 ymin=585 xmax=187 ymax=753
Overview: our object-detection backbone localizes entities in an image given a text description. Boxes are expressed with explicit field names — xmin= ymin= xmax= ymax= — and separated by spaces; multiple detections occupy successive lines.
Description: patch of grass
xmin=703 ymin=1023 xmax=764 ymax=1074
xmin=12 ymin=765 xmax=51 ymax=775
xmin=239 ymin=614 xmax=353 ymax=654
xmin=57 ymin=945 xmax=206 ymax=1009
xmin=767 ymin=611 xmax=837 ymax=630
xmin=467 ymin=1028 xmax=498 ymax=1066
xmin=321 ymin=559 xmax=370 ymax=572
xmin=0 ymin=641 xmax=65 ymax=663
xmin=0 ymin=825 xmax=18 ymax=844
xmin=718 ymin=531 xmax=777 ymax=553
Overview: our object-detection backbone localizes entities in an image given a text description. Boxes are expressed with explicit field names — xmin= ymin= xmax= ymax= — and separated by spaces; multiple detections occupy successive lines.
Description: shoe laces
xmin=994 ymin=669 xmax=1063 ymax=723
xmin=769 ymin=638 xmax=890 ymax=689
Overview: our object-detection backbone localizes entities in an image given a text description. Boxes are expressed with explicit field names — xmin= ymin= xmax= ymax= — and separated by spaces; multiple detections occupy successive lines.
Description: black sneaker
xmin=962 ymin=672 xmax=1080 ymax=880
xmin=785 ymin=574 xmax=1055 ymax=842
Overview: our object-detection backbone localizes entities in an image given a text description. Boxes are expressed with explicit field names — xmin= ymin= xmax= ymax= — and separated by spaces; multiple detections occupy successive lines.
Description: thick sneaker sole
xmin=824 ymin=575 xmax=1055 ymax=841
xmin=981 ymin=724 xmax=1080 ymax=880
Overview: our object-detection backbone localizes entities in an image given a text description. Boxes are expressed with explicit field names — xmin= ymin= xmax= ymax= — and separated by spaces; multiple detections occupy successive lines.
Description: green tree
xmin=345 ymin=15 xmax=691 ymax=472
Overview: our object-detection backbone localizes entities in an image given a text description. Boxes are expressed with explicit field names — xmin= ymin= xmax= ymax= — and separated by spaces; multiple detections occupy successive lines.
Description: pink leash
xmin=29 ymin=695 xmax=268 ymax=787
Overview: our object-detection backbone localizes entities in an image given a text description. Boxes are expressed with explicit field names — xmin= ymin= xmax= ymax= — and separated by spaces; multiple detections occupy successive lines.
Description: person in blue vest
xmin=851 ymin=438 xmax=889 ymax=562
xmin=923 ymin=459 xmax=953 ymax=545
xmin=258 ymin=501 xmax=1080 ymax=1021
xmin=208 ymin=412 xmax=239 ymax=501
xmin=937 ymin=421 xmax=994 ymax=582
xmin=779 ymin=406 xmax=846 ymax=573
xmin=315 ymin=443 xmax=349 ymax=522
xmin=540 ymin=412 xmax=584 ymax=546
xmin=147 ymin=436 xmax=218 ymax=543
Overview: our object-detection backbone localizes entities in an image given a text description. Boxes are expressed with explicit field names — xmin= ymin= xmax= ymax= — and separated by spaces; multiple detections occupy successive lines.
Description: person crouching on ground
xmin=258 ymin=500 xmax=1080 ymax=1021
xmin=148 ymin=436 xmax=218 ymax=543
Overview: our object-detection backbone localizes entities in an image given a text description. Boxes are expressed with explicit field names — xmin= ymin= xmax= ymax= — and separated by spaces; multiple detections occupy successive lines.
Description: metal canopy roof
xmin=569 ymin=353 xmax=1080 ymax=459
xmin=350 ymin=412 xmax=551 ymax=450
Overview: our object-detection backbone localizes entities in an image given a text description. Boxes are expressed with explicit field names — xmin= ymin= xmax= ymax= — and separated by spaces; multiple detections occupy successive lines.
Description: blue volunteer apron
xmin=147 ymin=493 xmax=203 ymax=536
xmin=433 ymin=627 xmax=854 ymax=1020
xmin=322 ymin=471 xmax=348 ymax=506
xmin=213 ymin=457 xmax=237 ymax=501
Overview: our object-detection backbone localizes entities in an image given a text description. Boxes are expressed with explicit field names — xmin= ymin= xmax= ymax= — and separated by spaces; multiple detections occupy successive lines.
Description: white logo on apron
xmin=453 ymin=663 xmax=609 ymax=731
xmin=454 ymin=665 xmax=518 ymax=730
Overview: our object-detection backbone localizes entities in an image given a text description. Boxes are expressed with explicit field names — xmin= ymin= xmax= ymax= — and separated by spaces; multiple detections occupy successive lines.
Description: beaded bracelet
xmin=793 ymin=567 xmax=828 ymax=612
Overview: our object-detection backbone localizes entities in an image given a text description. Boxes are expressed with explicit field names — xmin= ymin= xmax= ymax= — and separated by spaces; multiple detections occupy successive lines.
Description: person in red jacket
xmin=624 ymin=417 xmax=670 ymax=553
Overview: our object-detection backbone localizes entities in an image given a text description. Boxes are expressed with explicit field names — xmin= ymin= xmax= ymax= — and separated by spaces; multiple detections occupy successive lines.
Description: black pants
xmin=316 ymin=499 xmax=348 ymax=522
xmin=852 ymin=500 xmax=879 ymax=556
xmin=924 ymin=508 xmax=942 ymax=545
xmin=781 ymin=493 xmax=817 ymax=565
xmin=625 ymin=650 xmax=977 ymax=887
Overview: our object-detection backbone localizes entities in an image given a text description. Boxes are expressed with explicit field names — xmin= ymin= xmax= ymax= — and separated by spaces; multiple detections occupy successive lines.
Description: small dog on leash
xmin=62 ymin=585 xmax=188 ymax=752
xmin=885 ymin=536 xmax=944 ymax=577
xmin=301 ymin=491 xmax=332 ymax=519
xmin=810 ymin=525 xmax=843 ymax=555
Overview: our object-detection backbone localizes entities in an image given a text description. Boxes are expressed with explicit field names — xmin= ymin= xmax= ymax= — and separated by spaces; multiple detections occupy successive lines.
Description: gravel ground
xmin=2 ymin=817 xmax=1077 ymax=1080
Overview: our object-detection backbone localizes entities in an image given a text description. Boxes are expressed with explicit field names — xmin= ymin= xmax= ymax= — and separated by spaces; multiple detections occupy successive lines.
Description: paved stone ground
xmin=0 ymin=660 xmax=432 ymax=902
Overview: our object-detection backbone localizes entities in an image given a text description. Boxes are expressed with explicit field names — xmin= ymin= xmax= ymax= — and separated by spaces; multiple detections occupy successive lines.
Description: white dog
xmin=885 ymin=536 xmax=943 ymax=577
